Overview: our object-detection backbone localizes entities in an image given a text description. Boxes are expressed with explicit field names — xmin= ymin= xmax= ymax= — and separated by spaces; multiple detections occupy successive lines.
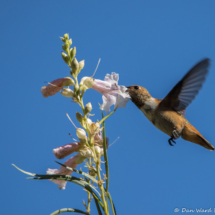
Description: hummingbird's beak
xmin=126 ymin=86 xmax=131 ymax=95
xmin=126 ymin=86 xmax=131 ymax=92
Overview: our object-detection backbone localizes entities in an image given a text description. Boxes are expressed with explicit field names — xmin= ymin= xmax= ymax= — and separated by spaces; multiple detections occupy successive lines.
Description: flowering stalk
xmin=14 ymin=33 xmax=130 ymax=215
xmin=59 ymin=34 xmax=109 ymax=214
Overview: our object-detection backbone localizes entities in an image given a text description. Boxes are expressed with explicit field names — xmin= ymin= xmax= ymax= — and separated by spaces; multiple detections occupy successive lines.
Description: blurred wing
xmin=160 ymin=58 xmax=210 ymax=115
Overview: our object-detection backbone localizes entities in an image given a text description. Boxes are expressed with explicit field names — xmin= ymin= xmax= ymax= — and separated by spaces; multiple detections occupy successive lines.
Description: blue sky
xmin=2 ymin=1 xmax=215 ymax=214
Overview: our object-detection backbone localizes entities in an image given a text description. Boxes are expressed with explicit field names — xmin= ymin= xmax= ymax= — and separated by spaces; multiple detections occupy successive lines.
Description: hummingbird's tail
xmin=181 ymin=123 xmax=214 ymax=151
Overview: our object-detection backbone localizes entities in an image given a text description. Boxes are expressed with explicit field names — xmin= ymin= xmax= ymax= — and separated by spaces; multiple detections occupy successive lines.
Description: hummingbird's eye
xmin=134 ymin=86 xmax=139 ymax=90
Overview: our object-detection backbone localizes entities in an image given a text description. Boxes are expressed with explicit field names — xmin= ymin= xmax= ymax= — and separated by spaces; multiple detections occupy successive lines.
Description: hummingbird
xmin=127 ymin=58 xmax=214 ymax=151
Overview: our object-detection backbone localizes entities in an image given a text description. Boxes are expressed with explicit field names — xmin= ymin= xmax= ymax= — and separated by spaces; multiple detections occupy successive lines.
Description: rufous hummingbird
xmin=127 ymin=58 xmax=214 ymax=151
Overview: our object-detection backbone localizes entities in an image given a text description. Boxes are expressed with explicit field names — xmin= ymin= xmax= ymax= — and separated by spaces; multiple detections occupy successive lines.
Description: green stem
xmin=99 ymin=108 xmax=117 ymax=125
xmin=73 ymin=71 xmax=109 ymax=214
xmin=95 ymin=159 xmax=109 ymax=214
xmin=87 ymin=158 xmax=92 ymax=214
xmin=87 ymin=191 xmax=91 ymax=214
xmin=101 ymin=111 xmax=109 ymax=193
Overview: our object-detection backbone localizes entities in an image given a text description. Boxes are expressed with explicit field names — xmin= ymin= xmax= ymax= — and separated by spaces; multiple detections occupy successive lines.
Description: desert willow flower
xmin=81 ymin=72 xmax=130 ymax=113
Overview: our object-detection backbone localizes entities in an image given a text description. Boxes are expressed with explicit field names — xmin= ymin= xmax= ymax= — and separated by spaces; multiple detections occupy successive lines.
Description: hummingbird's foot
xmin=168 ymin=130 xmax=179 ymax=146
xmin=172 ymin=130 xmax=180 ymax=139
xmin=168 ymin=137 xmax=176 ymax=146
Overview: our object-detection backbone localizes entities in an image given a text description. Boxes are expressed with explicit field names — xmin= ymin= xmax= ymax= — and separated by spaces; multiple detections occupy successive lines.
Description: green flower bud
xmin=65 ymin=40 xmax=70 ymax=47
xmin=68 ymin=39 xmax=72 ymax=46
xmin=60 ymin=37 xmax=65 ymax=42
xmin=76 ymin=112 xmax=84 ymax=123
xmin=71 ymin=58 xmax=79 ymax=72
xmin=62 ymin=77 xmax=75 ymax=86
xmin=61 ymin=52 xmax=69 ymax=64
xmin=84 ymin=102 xmax=92 ymax=114
xmin=64 ymin=33 xmax=69 ymax=40
xmin=76 ymin=128 xmax=87 ymax=140
xmin=95 ymin=146 xmax=103 ymax=156
xmin=60 ymin=88 xmax=74 ymax=97
xmin=70 ymin=47 xmax=76 ymax=60
xmin=74 ymin=83 xmax=79 ymax=94
xmin=80 ymin=148 xmax=93 ymax=158
xmin=80 ymin=77 xmax=94 ymax=90
xmin=70 ymin=70 xmax=75 ymax=77
xmin=79 ymin=60 xmax=85 ymax=70
xmin=62 ymin=44 xmax=67 ymax=52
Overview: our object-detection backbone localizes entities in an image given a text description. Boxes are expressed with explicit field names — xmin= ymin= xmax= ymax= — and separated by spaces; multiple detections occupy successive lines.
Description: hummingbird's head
xmin=126 ymin=85 xmax=151 ymax=108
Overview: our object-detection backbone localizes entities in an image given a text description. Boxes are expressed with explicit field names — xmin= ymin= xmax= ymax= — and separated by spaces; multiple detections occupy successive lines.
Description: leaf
xmin=12 ymin=164 xmax=36 ymax=176
xmin=92 ymin=198 xmax=103 ymax=215
xmin=12 ymin=164 xmax=106 ymax=213
xmin=85 ymin=185 xmax=103 ymax=215
xmin=26 ymin=173 xmax=104 ymax=211
xmin=50 ymin=208 xmax=89 ymax=215
xmin=28 ymin=174 xmax=101 ymax=197
xmin=54 ymin=161 xmax=98 ymax=184
xmin=107 ymin=192 xmax=117 ymax=215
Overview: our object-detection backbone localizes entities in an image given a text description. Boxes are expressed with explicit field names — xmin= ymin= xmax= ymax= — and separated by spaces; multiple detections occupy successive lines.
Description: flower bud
xmin=61 ymin=52 xmax=69 ymax=64
xmin=76 ymin=128 xmax=87 ymax=140
xmin=87 ymin=118 xmax=92 ymax=125
xmin=60 ymin=88 xmax=74 ymax=97
xmin=76 ymin=112 xmax=84 ymax=123
xmin=80 ymin=148 xmax=93 ymax=158
xmin=73 ymin=83 xmax=79 ymax=94
xmin=71 ymin=58 xmax=79 ymax=73
xmin=64 ymin=33 xmax=69 ymax=40
xmin=79 ymin=138 xmax=87 ymax=144
xmin=95 ymin=146 xmax=104 ymax=156
xmin=70 ymin=47 xmax=76 ymax=60
xmin=62 ymin=44 xmax=67 ymax=52
xmin=80 ymin=77 xmax=94 ymax=90
xmin=84 ymin=102 xmax=92 ymax=114
xmin=72 ymin=97 xmax=79 ymax=103
xmin=79 ymin=60 xmax=85 ymax=70
xmin=62 ymin=77 xmax=75 ymax=86
xmin=60 ymin=37 xmax=65 ymax=42
xmin=68 ymin=39 xmax=72 ymax=46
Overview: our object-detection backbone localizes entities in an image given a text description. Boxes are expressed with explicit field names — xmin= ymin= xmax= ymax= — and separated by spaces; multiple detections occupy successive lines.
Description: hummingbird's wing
xmin=160 ymin=58 xmax=210 ymax=115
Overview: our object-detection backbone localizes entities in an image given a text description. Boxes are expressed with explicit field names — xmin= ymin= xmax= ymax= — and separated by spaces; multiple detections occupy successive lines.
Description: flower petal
xmin=92 ymin=79 xmax=112 ymax=95
xmin=41 ymin=78 xmax=71 ymax=98
xmin=53 ymin=142 xmax=82 ymax=159
xmin=47 ymin=155 xmax=79 ymax=189
xmin=104 ymin=72 xmax=119 ymax=85
xmin=92 ymin=72 xmax=130 ymax=113
xmin=101 ymin=94 xmax=116 ymax=112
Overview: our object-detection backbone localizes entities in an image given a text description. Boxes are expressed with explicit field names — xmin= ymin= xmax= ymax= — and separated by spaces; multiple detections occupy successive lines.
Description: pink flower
xmin=53 ymin=142 xmax=82 ymax=159
xmin=92 ymin=72 xmax=130 ymax=113
xmin=48 ymin=124 xmax=109 ymax=189
xmin=41 ymin=77 xmax=72 ymax=97
xmin=47 ymin=154 xmax=85 ymax=190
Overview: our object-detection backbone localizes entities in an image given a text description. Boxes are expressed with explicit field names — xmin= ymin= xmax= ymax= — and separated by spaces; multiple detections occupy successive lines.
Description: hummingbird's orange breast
xmin=140 ymin=97 xmax=186 ymax=137
xmin=152 ymin=110 xmax=186 ymax=137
